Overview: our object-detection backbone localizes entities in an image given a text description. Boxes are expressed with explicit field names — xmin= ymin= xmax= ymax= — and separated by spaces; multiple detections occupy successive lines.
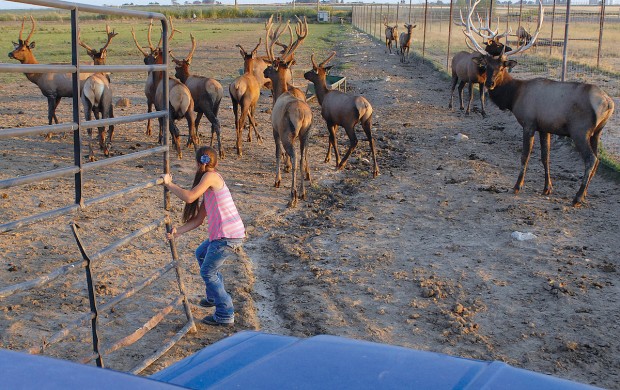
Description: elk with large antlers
xmin=131 ymin=18 xmax=198 ymax=158
xmin=384 ymin=16 xmax=398 ymax=54
xmin=8 ymin=16 xmax=91 ymax=132
xmin=263 ymin=16 xmax=313 ymax=207
xmin=229 ymin=39 xmax=263 ymax=156
xmin=78 ymin=25 xmax=118 ymax=161
xmin=304 ymin=52 xmax=379 ymax=177
xmin=170 ymin=34 xmax=224 ymax=158
xmin=463 ymin=0 xmax=615 ymax=206
xmin=399 ymin=23 xmax=417 ymax=63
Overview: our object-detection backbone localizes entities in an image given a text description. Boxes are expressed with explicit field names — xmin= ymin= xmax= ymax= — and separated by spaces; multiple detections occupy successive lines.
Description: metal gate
xmin=0 ymin=0 xmax=195 ymax=374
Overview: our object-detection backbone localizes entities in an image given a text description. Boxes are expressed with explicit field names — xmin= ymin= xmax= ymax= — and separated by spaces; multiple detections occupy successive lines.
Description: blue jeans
xmin=195 ymin=238 xmax=243 ymax=323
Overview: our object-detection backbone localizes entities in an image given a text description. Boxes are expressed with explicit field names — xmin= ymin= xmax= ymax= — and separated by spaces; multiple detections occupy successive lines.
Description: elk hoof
xmin=274 ymin=180 xmax=280 ymax=188
xmin=287 ymin=197 xmax=298 ymax=208
xmin=373 ymin=169 xmax=380 ymax=178
xmin=542 ymin=188 xmax=552 ymax=196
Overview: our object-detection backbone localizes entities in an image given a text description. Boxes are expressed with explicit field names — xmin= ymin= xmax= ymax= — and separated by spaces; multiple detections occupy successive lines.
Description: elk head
xmin=170 ymin=33 xmax=197 ymax=81
xmin=303 ymin=51 xmax=336 ymax=85
xmin=131 ymin=17 xmax=180 ymax=65
xmin=236 ymin=38 xmax=262 ymax=74
xmin=78 ymin=25 xmax=118 ymax=65
xmin=456 ymin=1 xmax=511 ymax=57
xmin=464 ymin=0 xmax=544 ymax=90
xmin=263 ymin=14 xmax=308 ymax=89
xmin=8 ymin=16 xmax=36 ymax=63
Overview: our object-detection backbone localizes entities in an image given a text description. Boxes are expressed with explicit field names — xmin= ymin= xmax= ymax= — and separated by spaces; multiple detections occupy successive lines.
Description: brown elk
xmin=229 ymin=39 xmax=263 ymax=156
xmin=78 ymin=25 xmax=118 ymax=160
xmin=170 ymin=34 xmax=224 ymax=158
xmin=516 ymin=26 xmax=532 ymax=47
xmin=8 ymin=16 xmax=91 ymax=131
xmin=399 ymin=23 xmax=417 ymax=63
xmin=131 ymin=20 xmax=198 ymax=159
xmin=304 ymin=52 xmax=379 ymax=178
xmin=464 ymin=0 xmax=615 ymax=206
xmin=384 ymin=16 xmax=398 ymax=54
xmin=263 ymin=16 xmax=313 ymax=208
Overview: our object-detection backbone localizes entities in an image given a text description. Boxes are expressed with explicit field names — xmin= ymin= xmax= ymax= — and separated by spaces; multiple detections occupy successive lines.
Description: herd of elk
xmin=131 ymin=19 xmax=199 ymax=159
xmin=263 ymin=16 xmax=314 ymax=207
xmin=398 ymin=23 xmax=417 ymax=63
xmin=170 ymin=34 xmax=224 ymax=158
xmin=384 ymin=16 xmax=398 ymax=54
xmin=304 ymin=52 xmax=379 ymax=178
xmin=78 ymin=25 xmax=117 ymax=161
xmin=229 ymin=39 xmax=263 ymax=156
xmin=463 ymin=0 xmax=615 ymax=206
xmin=8 ymin=16 xmax=91 ymax=132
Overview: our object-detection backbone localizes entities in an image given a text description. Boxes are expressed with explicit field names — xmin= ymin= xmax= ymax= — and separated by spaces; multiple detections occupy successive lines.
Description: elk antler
xmin=319 ymin=51 xmax=336 ymax=67
xmin=281 ymin=16 xmax=308 ymax=64
xmin=158 ymin=16 xmax=181 ymax=48
xmin=265 ymin=15 xmax=290 ymax=62
xmin=130 ymin=27 xmax=150 ymax=57
xmin=77 ymin=30 xmax=94 ymax=53
xmin=146 ymin=19 xmax=157 ymax=52
xmin=19 ymin=15 xmax=36 ymax=43
xmin=460 ymin=0 xmax=495 ymax=55
xmin=504 ymin=0 xmax=543 ymax=56
xmin=100 ymin=24 xmax=118 ymax=53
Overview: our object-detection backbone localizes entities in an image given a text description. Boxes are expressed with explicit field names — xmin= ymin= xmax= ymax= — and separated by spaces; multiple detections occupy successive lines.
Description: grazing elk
xmin=229 ymin=39 xmax=263 ymax=156
xmin=170 ymin=34 xmax=224 ymax=158
xmin=384 ymin=16 xmax=398 ymax=54
xmin=78 ymin=25 xmax=118 ymax=161
xmin=304 ymin=52 xmax=379 ymax=178
xmin=516 ymin=26 xmax=532 ymax=47
xmin=399 ymin=23 xmax=417 ymax=63
xmin=464 ymin=0 xmax=615 ymax=206
xmin=263 ymin=16 xmax=313 ymax=208
xmin=131 ymin=20 xmax=198 ymax=159
xmin=448 ymin=51 xmax=487 ymax=117
xmin=8 ymin=16 xmax=91 ymax=132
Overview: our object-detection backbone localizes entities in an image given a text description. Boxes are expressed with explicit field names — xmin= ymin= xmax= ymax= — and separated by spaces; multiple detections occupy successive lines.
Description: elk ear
xmin=29 ymin=41 xmax=36 ymax=49
xmin=325 ymin=65 xmax=333 ymax=74
xmin=412 ymin=25 xmax=417 ymax=28
xmin=12 ymin=41 xmax=19 ymax=49
xmin=504 ymin=59 xmax=517 ymax=69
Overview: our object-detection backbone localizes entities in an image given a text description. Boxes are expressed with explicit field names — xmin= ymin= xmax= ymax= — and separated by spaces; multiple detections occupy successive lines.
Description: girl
xmin=162 ymin=146 xmax=245 ymax=327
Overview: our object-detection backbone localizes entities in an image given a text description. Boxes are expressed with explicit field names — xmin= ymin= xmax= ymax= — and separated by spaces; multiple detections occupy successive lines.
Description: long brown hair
xmin=182 ymin=146 xmax=218 ymax=222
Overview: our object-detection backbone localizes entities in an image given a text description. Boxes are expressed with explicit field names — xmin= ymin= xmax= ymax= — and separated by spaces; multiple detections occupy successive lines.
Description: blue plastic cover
xmin=151 ymin=331 xmax=600 ymax=390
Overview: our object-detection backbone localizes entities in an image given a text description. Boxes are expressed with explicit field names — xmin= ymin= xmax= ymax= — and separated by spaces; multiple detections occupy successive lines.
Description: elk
xmin=464 ymin=0 xmax=615 ymax=206
xmin=516 ymin=26 xmax=532 ymax=47
xmin=229 ymin=39 xmax=263 ymax=156
xmin=170 ymin=34 xmax=224 ymax=158
xmin=263 ymin=16 xmax=313 ymax=208
xmin=303 ymin=52 xmax=379 ymax=178
xmin=131 ymin=20 xmax=198 ymax=159
xmin=449 ymin=8 xmax=511 ymax=117
xmin=384 ymin=16 xmax=398 ymax=54
xmin=78 ymin=25 xmax=118 ymax=161
xmin=399 ymin=23 xmax=417 ymax=63
xmin=8 ymin=16 xmax=91 ymax=131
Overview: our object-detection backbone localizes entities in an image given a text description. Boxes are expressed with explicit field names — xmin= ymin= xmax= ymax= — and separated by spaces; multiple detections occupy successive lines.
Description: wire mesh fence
xmin=354 ymin=1 xmax=620 ymax=98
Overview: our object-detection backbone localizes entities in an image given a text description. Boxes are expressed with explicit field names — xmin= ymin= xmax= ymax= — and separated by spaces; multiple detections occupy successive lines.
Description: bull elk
xmin=229 ymin=39 xmax=263 ymax=156
xmin=384 ymin=16 xmax=398 ymax=54
xmin=8 ymin=16 xmax=90 ymax=132
xmin=131 ymin=19 xmax=198 ymax=159
xmin=399 ymin=23 xmax=417 ymax=63
xmin=304 ymin=52 xmax=379 ymax=178
xmin=263 ymin=16 xmax=313 ymax=208
xmin=78 ymin=25 xmax=117 ymax=160
xmin=170 ymin=34 xmax=224 ymax=158
xmin=463 ymin=0 xmax=615 ymax=206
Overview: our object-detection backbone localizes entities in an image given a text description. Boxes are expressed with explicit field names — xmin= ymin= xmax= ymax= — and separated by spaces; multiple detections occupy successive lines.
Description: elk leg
xmin=249 ymin=105 xmax=262 ymax=144
xmin=573 ymin=133 xmax=599 ymax=206
xmin=146 ymin=102 xmax=153 ymax=136
xmin=195 ymin=111 xmax=204 ymax=141
xmin=539 ymin=132 xmax=553 ymax=195
xmin=478 ymin=82 xmax=487 ymax=118
xmin=448 ymin=75 xmax=458 ymax=110
xmin=185 ymin=109 xmax=198 ymax=150
xmin=273 ymin=129 xmax=282 ymax=189
xmin=52 ymin=97 xmax=61 ymax=125
xmin=465 ymin=82 xmax=474 ymax=115
xmin=588 ymin=131 xmax=603 ymax=189
xmin=167 ymin=118 xmax=182 ymax=159
xmin=338 ymin=125 xmax=359 ymax=171
xmin=84 ymin=104 xmax=96 ymax=162
xmin=282 ymin=138 xmax=297 ymax=208
xmin=457 ymin=81 xmax=466 ymax=111
xmin=327 ymin=123 xmax=340 ymax=166
xmin=236 ymin=107 xmax=249 ymax=156
xmin=362 ymin=117 xmax=380 ymax=177
xmin=514 ymin=128 xmax=536 ymax=194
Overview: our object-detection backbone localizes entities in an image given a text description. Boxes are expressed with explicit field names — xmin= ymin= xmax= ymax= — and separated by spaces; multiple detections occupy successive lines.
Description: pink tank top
xmin=203 ymin=173 xmax=246 ymax=241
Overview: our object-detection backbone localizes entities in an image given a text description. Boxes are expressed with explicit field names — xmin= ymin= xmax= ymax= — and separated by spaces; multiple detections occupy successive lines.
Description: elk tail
xmin=355 ymin=97 xmax=373 ymax=124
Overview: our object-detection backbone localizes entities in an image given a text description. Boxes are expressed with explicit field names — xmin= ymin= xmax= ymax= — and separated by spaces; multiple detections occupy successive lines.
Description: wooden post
xmin=597 ymin=0 xmax=606 ymax=68
xmin=561 ymin=0 xmax=571 ymax=82
xmin=447 ymin=0 xmax=454 ymax=70
xmin=549 ymin=0 xmax=556 ymax=55
xmin=423 ymin=0 xmax=428 ymax=58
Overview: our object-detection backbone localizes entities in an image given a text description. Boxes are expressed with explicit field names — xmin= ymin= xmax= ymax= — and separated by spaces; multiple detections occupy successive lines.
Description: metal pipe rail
xmin=1 ymin=0 xmax=195 ymax=373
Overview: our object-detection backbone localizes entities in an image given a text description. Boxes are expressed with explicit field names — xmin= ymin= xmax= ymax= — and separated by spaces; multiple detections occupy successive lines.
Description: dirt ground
xmin=1 ymin=21 xmax=619 ymax=388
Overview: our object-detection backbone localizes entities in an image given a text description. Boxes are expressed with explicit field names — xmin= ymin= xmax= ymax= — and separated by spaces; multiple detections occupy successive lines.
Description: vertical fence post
xmin=396 ymin=3 xmax=400 ymax=24
xmin=549 ymin=0 xmax=556 ymax=56
xmin=506 ymin=2 xmax=510 ymax=47
xmin=447 ymin=0 xmax=454 ymax=70
xmin=597 ymin=0 xmax=606 ymax=68
xmin=561 ymin=0 xmax=571 ymax=82
xmin=423 ymin=0 xmax=429 ymax=59
xmin=518 ymin=0 xmax=523 ymax=44
xmin=409 ymin=0 xmax=412 ymax=24
xmin=373 ymin=5 xmax=377 ymax=39
xmin=71 ymin=8 xmax=83 ymax=208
